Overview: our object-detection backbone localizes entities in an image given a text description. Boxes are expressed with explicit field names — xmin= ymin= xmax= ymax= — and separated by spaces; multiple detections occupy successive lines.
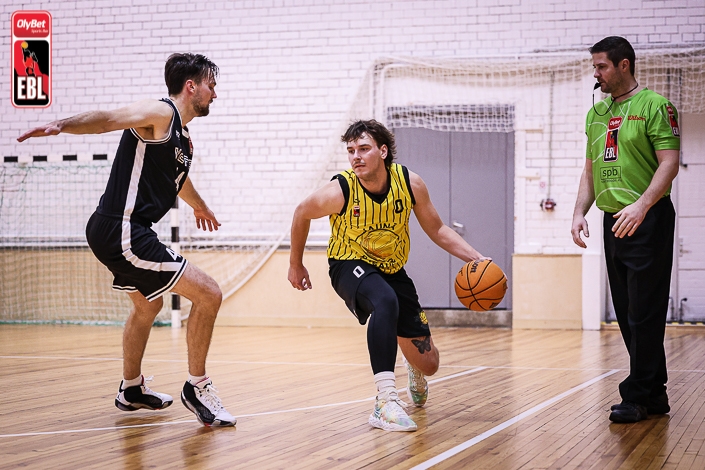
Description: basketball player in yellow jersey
xmin=288 ymin=120 xmax=486 ymax=432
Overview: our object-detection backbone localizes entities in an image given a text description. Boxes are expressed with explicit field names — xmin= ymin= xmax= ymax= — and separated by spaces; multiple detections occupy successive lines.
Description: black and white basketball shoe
xmin=115 ymin=375 xmax=173 ymax=411
xmin=181 ymin=378 xmax=236 ymax=427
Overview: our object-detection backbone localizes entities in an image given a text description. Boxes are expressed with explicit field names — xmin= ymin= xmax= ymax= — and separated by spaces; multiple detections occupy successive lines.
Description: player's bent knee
xmin=372 ymin=290 xmax=399 ymax=320
xmin=404 ymin=342 xmax=439 ymax=376
xmin=422 ymin=358 xmax=440 ymax=376
xmin=202 ymin=277 xmax=222 ymax=305
xmin=151 ymin=296 xmax=164 ymax=311
xmin=416 ymin=359 xmax=439 ymax=377
xmin=129 ymin=292 xmax=163 ymax=318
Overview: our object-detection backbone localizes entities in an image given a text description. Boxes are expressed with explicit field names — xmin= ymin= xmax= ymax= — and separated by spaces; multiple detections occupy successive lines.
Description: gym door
xmin=393 ymin=127 xmax=514 ymax=309
xmin=672 ymin=114 xmax=705 ymax=321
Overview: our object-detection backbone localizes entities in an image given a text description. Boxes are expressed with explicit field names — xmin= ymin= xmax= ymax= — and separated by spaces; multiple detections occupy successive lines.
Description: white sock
xmin=188 ymin=374 xmax=208 ymax=387
xmin=122 ymin=375 xmax=143 ymax=388
xmin=374 ymin=371 xmax=396 ymax=400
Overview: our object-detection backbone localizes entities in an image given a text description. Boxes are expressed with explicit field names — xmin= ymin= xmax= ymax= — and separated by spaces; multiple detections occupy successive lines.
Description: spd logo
xmin=11 ymin=11 xmax=51 ymax=108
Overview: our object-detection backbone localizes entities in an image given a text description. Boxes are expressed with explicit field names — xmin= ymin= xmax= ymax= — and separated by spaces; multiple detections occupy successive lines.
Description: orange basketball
xmin=455 ymin=259 xmax=507 ymax=311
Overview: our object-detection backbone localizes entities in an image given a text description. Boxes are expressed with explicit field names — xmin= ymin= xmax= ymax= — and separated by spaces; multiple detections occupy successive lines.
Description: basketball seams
xmin=458 ymin=263 xmax=471 ymax=291
xmin=456 ymin=276 xmax=482 ymax=308
xmin=454 ymin=259 xmax=507 ymax=311
xmin=470 ymin=275 xmax=507 ymax=296
xmin=469 ymin=260 xmax=492 ymax=290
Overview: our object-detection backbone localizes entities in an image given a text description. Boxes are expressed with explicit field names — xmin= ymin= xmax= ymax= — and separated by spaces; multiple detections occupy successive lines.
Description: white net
xmin=2 ymin=45 xmax=704 ymax=324
xmin=331 ymin=46 xmax=705 ymax=158
xmin=0 ymin=161 xmax=282 ymax=324
xmin=0 ymin=162 xmax=132 ymax=323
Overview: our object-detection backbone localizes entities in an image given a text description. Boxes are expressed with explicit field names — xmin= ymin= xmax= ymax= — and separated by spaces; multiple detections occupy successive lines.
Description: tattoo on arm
xmin=411 ymin=336 xmax=432 ymax=354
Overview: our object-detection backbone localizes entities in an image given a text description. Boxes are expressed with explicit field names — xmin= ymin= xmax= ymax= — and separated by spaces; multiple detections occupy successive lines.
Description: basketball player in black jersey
xmin=288 ymin=120 xmax=487 ymax=431
xmin=18 ymin=53 xmax=235 ymax=427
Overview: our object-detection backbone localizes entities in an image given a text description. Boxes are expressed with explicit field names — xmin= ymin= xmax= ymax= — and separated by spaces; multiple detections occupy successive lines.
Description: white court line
xmin=0 ymin=367 xmax=487 ymax=439
xmin=409 ymin=369 xmax=621 ymax=470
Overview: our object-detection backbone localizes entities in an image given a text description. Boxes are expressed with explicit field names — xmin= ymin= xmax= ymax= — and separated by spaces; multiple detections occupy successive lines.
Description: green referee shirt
xmin=586 ymin=88 xmax=681 ymax=213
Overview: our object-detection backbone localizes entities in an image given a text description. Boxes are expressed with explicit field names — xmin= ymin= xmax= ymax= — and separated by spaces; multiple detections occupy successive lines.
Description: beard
xmin=193 ymin=101 xmax=211 ymax=117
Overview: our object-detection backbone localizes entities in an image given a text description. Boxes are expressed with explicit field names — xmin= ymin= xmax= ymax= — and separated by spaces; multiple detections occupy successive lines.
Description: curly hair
xmin=341 ymin=120 xmax=397 ymax=169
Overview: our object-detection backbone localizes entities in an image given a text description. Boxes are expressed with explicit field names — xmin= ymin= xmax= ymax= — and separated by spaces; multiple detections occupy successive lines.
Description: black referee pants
xmin=603 ymin=196 xmax=675 ymax=406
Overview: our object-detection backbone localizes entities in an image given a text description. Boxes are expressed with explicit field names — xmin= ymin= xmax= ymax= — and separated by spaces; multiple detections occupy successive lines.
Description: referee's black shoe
xmin=609 ymin=402 xmax=647 ymax=423
xmin=115 ymin=375 xmax=173 ymax=411
xmin=610 ymin=393 xmax=670 ymax=415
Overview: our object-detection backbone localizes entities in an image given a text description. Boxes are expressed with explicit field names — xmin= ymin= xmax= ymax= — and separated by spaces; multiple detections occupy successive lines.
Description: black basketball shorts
xmin=86 ymin=212 xmax=188 ymax=302
xmin=328 ymin=259 xmax=431 ymax=338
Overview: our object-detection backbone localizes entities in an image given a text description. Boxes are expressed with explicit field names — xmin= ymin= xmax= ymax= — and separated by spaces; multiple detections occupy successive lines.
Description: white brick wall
xmin=2 ymin=0 xmax=704 ymax=248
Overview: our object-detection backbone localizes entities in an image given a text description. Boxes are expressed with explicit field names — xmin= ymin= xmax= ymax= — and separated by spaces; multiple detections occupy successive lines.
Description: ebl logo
xmin=11 ymin=11 xmax=52 ymax=108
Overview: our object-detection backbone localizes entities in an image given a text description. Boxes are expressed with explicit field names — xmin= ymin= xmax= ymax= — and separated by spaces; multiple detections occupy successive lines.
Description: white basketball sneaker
xmin=115 ymin=375 xmax=173 ymax=411
xmin=369 ymin=390 xmax=417 ymax=432
xmin=181 ymin=378 xmax=236 ymax=427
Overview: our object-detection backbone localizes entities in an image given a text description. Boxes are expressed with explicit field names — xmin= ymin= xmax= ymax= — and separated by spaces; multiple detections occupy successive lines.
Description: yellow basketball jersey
xmin=327 ymin=163 xmax=415 ymax=274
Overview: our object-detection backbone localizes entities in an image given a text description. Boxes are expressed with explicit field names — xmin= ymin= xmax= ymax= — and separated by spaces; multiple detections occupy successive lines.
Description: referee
xmin=571 ymin=37 xmax=680 ymax=423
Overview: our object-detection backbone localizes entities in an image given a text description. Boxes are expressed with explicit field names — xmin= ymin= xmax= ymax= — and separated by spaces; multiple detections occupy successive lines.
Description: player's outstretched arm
xmin=288 ymin=180 xmax=345 ymax=291
xmin=410 ymin=171 xmax=484 ymax=262
xmin=179 ymin=177 xmax=221 ymax=232
xmin=17 ymin=99 xmax=173 ymax=142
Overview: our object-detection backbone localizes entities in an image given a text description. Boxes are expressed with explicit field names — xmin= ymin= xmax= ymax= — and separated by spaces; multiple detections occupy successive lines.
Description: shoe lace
xmin=141 ymin=375 xmax=156 ymax=393
xmin=382 ymin=397 xmax=412 ymax=424
xmin=197 ymin=384 xmax=224 ymax=413
xmin=380 ymin=390 xmax=410 ymax=412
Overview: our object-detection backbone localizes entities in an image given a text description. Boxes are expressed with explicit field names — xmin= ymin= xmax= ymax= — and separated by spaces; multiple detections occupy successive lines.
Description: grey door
xmin=393 ymin=127 xmax=514 ymax=309
xmin=674 ymin=114 xmax=705 ymax=321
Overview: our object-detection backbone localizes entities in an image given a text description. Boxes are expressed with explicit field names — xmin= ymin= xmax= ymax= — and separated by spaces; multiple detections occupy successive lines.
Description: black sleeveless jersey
xmin=96 ymin=98 xmax=192 ymax=225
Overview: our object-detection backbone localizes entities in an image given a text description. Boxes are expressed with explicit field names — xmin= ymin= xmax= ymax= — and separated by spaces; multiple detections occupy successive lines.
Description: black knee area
xmin=356 ymin=275 xmax=399 ymax=323
xmin=356 ymin=274 xmax=399 ymax=374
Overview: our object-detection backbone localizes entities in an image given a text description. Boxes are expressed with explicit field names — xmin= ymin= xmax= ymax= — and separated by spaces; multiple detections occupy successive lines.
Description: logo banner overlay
xmin=11 ymin=10 xmax=52 ymax=108
xmin=603 ymin=116 xmax=622 ymax=162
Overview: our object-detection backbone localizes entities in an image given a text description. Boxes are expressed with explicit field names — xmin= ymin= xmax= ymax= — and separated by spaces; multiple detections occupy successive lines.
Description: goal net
xmin=2 ymin=45 xmax=703 ymax=324
xmin=0 ymin=162 xmax=287 ymax=324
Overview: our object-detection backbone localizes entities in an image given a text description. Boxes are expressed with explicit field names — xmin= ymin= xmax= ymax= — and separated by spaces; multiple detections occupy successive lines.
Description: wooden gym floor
xmin=2 ymin=324 xmax=705 ymax=469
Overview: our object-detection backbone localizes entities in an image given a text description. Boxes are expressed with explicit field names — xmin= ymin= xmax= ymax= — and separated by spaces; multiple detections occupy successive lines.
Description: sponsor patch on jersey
xmin=604 ymin=116 xmax=623 ymax=162
xmin=600 ymin=165 xmax=622 ymax=183
xmin=174 ymin=147 xmax=191 ymax=168
xmin=666 ymin=105 xmax=680 ymax=137
xmin=11 ymin=11 xmax=51 ymax=108
xmin=628 ymin=115 xmax=645 ymax=121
